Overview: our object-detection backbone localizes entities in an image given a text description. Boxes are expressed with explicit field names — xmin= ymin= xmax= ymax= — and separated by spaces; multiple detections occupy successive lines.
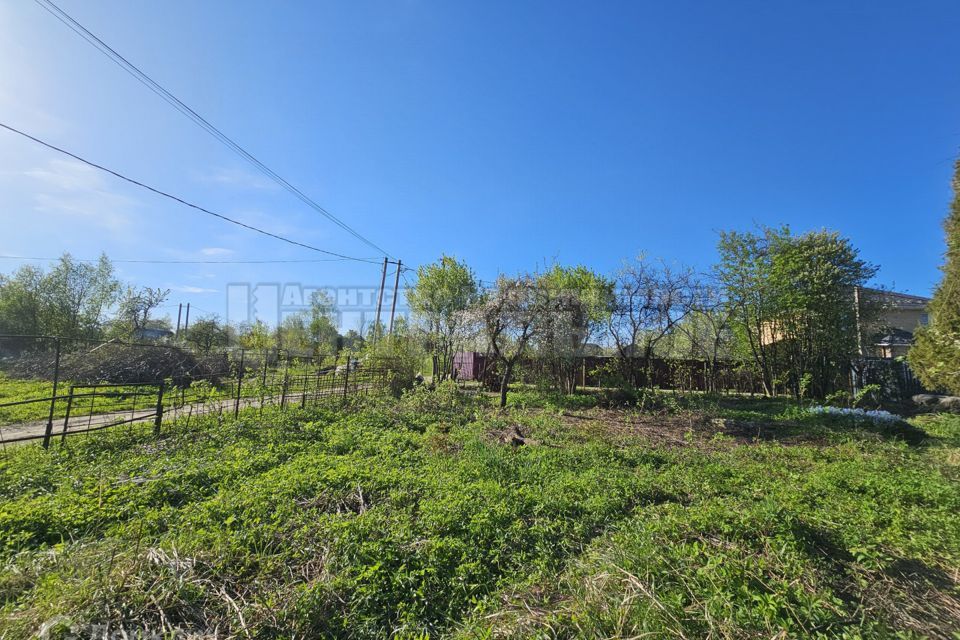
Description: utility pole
xmin=175 ymin=303 xmax=183 ymax=339
xmin=853 ymin=286 xmax=864 ymax=356
xmin=373 ymin=257 xmax=388 ymax=342
xmin=388 ymin=260 xmax=402 ymax=336
xmin=183 ymin=302 xmax=191 ymax=334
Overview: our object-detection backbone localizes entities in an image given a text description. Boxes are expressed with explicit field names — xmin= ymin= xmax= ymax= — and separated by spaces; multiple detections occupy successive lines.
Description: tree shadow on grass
xmin=712 ymin=415 xmax=929 ymax=447
xmin=789 ymin=521 xmax=960 ymax=637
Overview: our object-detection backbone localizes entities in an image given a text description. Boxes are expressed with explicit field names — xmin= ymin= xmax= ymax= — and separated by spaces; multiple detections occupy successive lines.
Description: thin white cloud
xmin=200 ymin=247 xmax=234 ymax=256
xmin=25 ymin=158 xmax=107 ymax=190
xmin=23 ymin=159 xmax=137 ymax=232
xmin=198 ymin=167 xmax=278 ymax=191
xmin=170 ymin=285 xmax=218 ymax=294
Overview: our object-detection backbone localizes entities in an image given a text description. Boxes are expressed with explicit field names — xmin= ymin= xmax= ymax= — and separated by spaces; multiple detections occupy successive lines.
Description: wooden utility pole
xmin=373 ymin=257 xmax=388 ymax=342
xmin=388 ymin=260 xmax=402 ymax=336
xmin=853 ymin=286 xmax=864 ymax=356
xmin=175 ymin=303 xmax=183 ymax=338
xmin=183 ymin=303 xmax=191 ymax=334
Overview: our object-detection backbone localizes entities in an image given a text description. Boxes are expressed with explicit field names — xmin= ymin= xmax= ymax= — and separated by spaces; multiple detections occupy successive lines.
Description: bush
xmin=4 ymin=343 xmax=229 ymax=386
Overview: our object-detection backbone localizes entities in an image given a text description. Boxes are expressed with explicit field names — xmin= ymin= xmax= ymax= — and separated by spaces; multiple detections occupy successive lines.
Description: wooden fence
xmin=454 ymin=352 xmax=931 ymax=399
xmin=453 ymin=352 xmax=765 ymax=393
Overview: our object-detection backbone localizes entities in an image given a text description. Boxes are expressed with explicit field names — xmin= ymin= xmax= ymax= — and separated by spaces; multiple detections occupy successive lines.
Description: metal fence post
xmin=301 ymin=370 xmax=309 ymax=408
xmin=234 ymin=349 xmax=245 ymax=418
xmin=261 ymin=349 xmax=269 ymax=388
xmin=42 ymin=337 xmax=62 ymax=449
xmin=281 ymin=353 xmax=290 ymax=409
xmin=342 ymin=359 xmax=350 ymax=400
xmin=60 ymin=385 xmax=75 ymax=444
xmin=154 ymin=381 xmax=165 ymax=436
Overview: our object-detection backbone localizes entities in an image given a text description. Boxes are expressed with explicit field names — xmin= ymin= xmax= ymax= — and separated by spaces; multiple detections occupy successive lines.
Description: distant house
xmin=856 ymin=288 xmax=930 ymax=358
xmin=580 ymin=343 xmax=604 ymax=356
xmin=758 ymin=287 xmax=930 ymax=359
xmin=134 ymin=327 xmax=175 ymax=342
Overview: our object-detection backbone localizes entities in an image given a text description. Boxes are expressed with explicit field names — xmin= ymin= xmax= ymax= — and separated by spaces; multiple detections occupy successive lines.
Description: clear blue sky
xmin=1 ymin=1 xmax=958 ymax=328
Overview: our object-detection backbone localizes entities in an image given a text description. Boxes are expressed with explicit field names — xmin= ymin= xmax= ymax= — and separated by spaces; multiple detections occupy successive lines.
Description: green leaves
xmin=406 ymin=255 xmax=480 ymax=381
xmin=909 ymin=158 xmax=960 ymax=393
xmin=716 ymin=226 xmax=877 ymax=399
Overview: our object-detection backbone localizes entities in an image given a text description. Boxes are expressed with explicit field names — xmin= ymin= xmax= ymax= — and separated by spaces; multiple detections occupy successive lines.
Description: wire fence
xmin=0 ymin=334 xmax=397 ymax=450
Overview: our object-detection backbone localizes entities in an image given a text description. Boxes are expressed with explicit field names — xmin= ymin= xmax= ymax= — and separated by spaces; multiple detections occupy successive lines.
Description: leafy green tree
xmin=716 ymin=226 xmax=876 ymax=399
xmin=307 ymin=291 xmax=340 ymax=356
xmin=276 ymin=313 xmax=312 ymax=353
xmin=362 ymin=315 xmax=422 ymax=385
xmin=535 ymin=264 xmax=613 ymax=392
xmin=715 ymin=230 xmax=779 ymax=394
xmin=0 ymin=253 xmax=120 ymax=339
xmin=276 ymin=291 xmax=340 ymax=355
xmin=184 ymin=318 xmax=231 ymax=352
xmin=407 ymin=255 xmax=480 ymax=381
xmin=238 ymin=320 xmax=273 ymax=351
xmin=43 ymin=253 xmax=121 ymax=339
xmin=341 ymin=329 xmax=365 ymax=351
xmin=910 ymin=158 xmax=960 ymax=393
xmin=0 ymin=264 xmax=45 ymax=336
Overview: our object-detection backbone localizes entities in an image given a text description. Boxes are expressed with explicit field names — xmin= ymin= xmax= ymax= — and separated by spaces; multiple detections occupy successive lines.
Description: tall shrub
xmin=716 ymin=226 xmax=876 ymax=400
xmin=407 ymin=255 xmax=480 ymax=382
xmin=909 ymin=158 xmax=960 ymax=393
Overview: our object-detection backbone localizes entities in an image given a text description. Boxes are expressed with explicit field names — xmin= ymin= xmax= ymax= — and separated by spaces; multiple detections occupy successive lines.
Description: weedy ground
xmin=0 ymin=372 xmax=304 ymax=427
xmin=0 ymin=384 xmax=957 ymax=639
xmin=0 ymin=375 xmax=157 ymax=425
xmin=0 ymin=375 xmax=232 ymax=426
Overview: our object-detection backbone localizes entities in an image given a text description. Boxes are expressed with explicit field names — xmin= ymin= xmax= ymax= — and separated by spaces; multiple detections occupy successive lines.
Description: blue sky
xmin=1 ymin=0 xmax=958 ymax=329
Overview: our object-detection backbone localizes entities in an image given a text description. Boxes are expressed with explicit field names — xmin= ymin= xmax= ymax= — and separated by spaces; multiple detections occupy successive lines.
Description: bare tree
xmin=607 ymin=256 xmax=698 ymax=387
xmin=674 ymin=281 xmax=735 ymax=391
xmin=471 ymin=275 xmax=546 ymax=407
xmin=117 ymin=286 xmax=170 ymax=338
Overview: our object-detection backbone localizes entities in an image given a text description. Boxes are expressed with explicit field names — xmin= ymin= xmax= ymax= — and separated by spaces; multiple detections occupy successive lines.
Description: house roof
xmin=859 ymin=287 xmax=931 ymax=309
xmin=873 ymin=327 xmax=915 ymax=346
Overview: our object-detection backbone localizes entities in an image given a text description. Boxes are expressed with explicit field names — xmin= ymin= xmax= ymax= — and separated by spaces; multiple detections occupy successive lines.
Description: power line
xmin=0 ymin=122 xmax=381 ymax=265
xmin=0 ymin=255 xmax=368 ymax=265
xmin=399 ymin=270 xmax=416 ymax=291
xmin=34 ymin=0 xmax=391 ymax=258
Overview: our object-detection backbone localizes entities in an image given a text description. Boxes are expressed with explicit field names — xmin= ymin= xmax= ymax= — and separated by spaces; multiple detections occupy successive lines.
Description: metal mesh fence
xmin=0 ymin=334 xmax=395 ymax=449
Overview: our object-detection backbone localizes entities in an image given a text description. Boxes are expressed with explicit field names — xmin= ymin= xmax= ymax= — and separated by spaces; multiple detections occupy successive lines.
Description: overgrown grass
xmin=0 ymin=385 xmax=957 ymax=638
xmin=0 ymin=375 xmax=161 ymax=425
xmin=0 ymin=372 xmax=303 ymax=427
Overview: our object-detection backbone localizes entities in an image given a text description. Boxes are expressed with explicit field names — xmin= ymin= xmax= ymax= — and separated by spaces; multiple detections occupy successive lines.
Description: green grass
xmin=0 ymin=375 xmax=164 ymax=425
xmin=0 ymin=385 xmax=957 ymax=638
xmin=0 ymin=370 xmax=323 ymax=427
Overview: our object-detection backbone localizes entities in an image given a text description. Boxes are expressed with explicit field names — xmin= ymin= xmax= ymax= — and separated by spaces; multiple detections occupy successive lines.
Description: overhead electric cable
xmin=0 ymin=122 xmax=380 ymax=265
xmin=34 ymin=0 xmax=391 ymax=257
xmin=0 ymin=255 xmax=368 ymax=265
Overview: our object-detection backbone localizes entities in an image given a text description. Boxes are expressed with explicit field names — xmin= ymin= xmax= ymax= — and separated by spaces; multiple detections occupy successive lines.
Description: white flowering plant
xmin=806 ymin=405 xmax=903 ymax=424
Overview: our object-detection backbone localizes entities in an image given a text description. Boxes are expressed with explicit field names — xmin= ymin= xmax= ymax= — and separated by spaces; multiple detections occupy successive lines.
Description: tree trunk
xmin=499 ymin=361 xmax=514 ymax=408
